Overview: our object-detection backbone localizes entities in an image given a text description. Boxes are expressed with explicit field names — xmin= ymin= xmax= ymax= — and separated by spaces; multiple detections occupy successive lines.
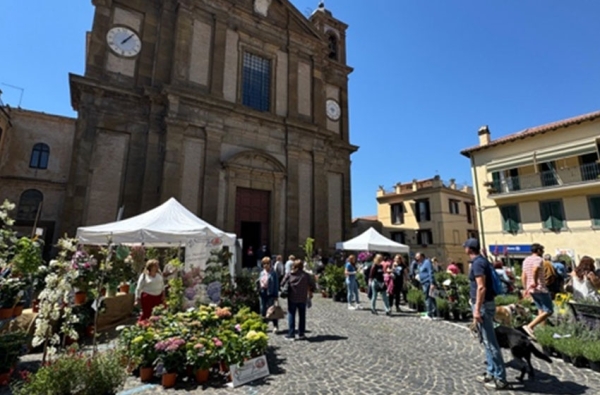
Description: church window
xmin=328 ymin=34 xmax=338 ymax=61
xmin=17 ymin=189 xmax=43 ymax=221
xmin=29 ymin=143 xmax=50 ymax=169
xmin=242 ymin=52 xmax=271 ymax=112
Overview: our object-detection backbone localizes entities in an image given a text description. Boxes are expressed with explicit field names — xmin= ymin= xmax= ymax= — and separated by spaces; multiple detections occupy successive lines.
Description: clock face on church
xmin=106 ymin=26 xmax=142 ymax=58
xmin=326 ymin=99 xmax=341 ymax=121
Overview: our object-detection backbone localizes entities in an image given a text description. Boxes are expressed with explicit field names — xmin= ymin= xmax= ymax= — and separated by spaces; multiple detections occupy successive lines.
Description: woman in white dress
xmin=570 ymin=256 xmax=600 ymax=302
xmin=135 ymin=259 xmax=165 ymax=321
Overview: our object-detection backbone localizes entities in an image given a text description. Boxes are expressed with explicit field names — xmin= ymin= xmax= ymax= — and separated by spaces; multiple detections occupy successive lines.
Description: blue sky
xmin=2 ymin=1 xmax=600 ymax=217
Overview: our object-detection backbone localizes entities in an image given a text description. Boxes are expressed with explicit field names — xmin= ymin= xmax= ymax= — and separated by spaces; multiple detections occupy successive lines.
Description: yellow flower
xmin=132 ymin=336 xmax=144 ymax=344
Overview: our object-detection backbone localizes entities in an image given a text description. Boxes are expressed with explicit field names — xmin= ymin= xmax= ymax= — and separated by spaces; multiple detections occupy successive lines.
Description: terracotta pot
xmin=139 ymin=366 xmax=154 ymax=382
xmin=195 ymin=368 xmax=209 ymax=383
xmin=0 ymin=371 xmax=11 ymax=386
xmin=161 ymin=372 xmax=177 ymax=388
xmin=219 ymin=361 xmax=229 ymax=373
xmin=74 ymin=292 xmax=87 ymax=305
xmin=32 ymin=300 xmax=40 ymax=313
xmin=12 ymin=304 xmax=24 ymax=317
xmin=119 ymin=284 xmax=131 ymax=294
xmin=0 ymin=307 xmax=14 ymax=320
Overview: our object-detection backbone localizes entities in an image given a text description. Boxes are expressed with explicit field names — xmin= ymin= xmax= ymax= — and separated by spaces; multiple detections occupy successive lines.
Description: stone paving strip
xmin=117 ymin=294 xmax=600 ymax=395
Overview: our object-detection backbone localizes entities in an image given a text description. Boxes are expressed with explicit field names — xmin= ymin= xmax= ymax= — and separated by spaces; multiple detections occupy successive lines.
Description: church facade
xmin=63 ymin=0 xmax=357 ymax=260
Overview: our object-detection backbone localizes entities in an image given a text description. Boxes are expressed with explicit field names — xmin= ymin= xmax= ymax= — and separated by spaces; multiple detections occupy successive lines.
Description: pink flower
xmin=84 ymin=263 xmax=91 ymax=269
xmin=235 ymin=324 xmax=241 ymax=332
xmin=213 ymin=337 xmax=223 ymax=347
xmin=194 ymin=343 xmax=204 ymax=350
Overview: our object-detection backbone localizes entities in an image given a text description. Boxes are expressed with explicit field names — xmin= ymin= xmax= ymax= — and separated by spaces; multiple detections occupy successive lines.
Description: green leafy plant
xmin=0 ymin=331 xmax=27 ymax=374
xmin=12 ymin=237 xmax=44 ymax=278
xmin=494 ymin=294 xmax=520 ymax=306
xmin=0 ymin=277 xmax=24 ymax=308
xmin=583 ymin=341 xmax=600 ymax=362
xmin=407 ymin=287 xmax=425 ymax=311
xmin=436 ymin=297 xmax=449 ymax=315
xmin=12 ymin=349 xmax=127 ymax=395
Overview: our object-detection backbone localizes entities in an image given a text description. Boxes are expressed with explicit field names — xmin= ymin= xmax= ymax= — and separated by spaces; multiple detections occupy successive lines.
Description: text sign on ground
xmin=230 ymin=355 xmax=270 ymax=387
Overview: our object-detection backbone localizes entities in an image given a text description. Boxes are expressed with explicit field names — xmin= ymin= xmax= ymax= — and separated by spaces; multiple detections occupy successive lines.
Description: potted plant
xmin=534 ymin=325 xmax=556 ymax=357
xmin=356 ymin=271 xmax=367 ymax=293
xmin=155 ymin=336 xmax=186 ymax=388
xmin=0 ymin=331 xmax=27 ymax=385
xmin=583 ymin=341 xmax=600 ymax=372
xmin=186 ymin=339 xmax=214 ymax=384
xmin=435 ymin=297 xmax=449 ymax=320
xmin=128 ymin=328 xmax=159 ymax=382
xmin=0 ymin=278 xmax=22 ymax=319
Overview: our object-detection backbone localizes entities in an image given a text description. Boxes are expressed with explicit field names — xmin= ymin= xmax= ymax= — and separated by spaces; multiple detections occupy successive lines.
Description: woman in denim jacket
xmin=259 ymin=257 xmax=280 ymax=333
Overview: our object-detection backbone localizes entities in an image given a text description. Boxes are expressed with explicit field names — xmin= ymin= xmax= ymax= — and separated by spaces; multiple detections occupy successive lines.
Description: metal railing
xmin=489 ymin=162 xmax=600 ymax=195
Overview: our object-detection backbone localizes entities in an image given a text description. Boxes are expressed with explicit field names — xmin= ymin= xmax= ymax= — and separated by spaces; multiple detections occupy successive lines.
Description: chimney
xmin=478 ymin=125 xmax=491 ymax=146
xmin=449 ymin=178 xmax=456 ymax=190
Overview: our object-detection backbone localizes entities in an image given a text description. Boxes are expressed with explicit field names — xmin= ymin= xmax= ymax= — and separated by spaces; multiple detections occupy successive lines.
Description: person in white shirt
xmin=135 ymin=259 xmax=165 ymax=321
xmin=285 ymin=255 xmax=295 ymax=275
xmin=273 ymin=255 xmax=285 ymax=280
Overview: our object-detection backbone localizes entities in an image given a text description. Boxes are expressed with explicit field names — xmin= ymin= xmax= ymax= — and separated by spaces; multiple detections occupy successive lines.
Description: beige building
xmin=461 ymin=110 xmax=600 ymax=264
xmin=0 ymin=103 xmax=76 ymax=256
xmin=376 ymin=176 xmax=477 ymax=266
xmin=60 ymin=0 xmax=356 ymax=266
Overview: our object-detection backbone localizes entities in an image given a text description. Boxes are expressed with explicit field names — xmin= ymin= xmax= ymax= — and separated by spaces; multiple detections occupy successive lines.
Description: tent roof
xmin=335 ymin=227 xmax=410 ymax=253
xmin=76 ymin=197 xmax=236 ymax=246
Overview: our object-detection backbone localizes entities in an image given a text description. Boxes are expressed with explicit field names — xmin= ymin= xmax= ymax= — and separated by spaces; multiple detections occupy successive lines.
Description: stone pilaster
xmin=160 ymin=122 xmax=185 ymax=203
xmin=285 ymin=147 xmax=301 ymax=254
xmin=201 ymin=127 xmax=224 ymax=224
xmin=312 ymin=151 xmax=328 ymax=250
xmin=210 ymin=20 xmax=227 ymax=98
xmin=171 ymin=3 xmax=193 ymax=82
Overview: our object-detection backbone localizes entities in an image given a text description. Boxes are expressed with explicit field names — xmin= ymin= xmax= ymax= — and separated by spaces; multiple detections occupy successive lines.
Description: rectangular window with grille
xmin=465 ymin=202 xmax=473 ymax=223
xmin=416 ymin=229 xmax=433 ymax=245
xmin=588 ymin=196 xmax=600 ymax=227
xmin=499 ymin=204 xmax=521 ymax=233
xmin=539 ymin=200 xmax=565 ymax=230
xmin=390 ymin=203 xmax=404 ymax=224
xmin=242 ymin=52 xmax=271 ymax=112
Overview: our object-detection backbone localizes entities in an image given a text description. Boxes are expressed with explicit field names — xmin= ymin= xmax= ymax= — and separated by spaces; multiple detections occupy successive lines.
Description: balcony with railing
xmin=487 ymin=162 xmax=600 ymax=196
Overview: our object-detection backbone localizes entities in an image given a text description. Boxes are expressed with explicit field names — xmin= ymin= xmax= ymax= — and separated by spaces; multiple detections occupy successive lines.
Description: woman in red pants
xmin=135 ymin=259 xmax=165 ymax=321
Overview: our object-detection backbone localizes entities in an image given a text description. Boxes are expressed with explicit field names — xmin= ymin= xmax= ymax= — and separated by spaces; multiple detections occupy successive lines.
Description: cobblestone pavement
xmin=117 ymin=294 xmax=600 ymax=395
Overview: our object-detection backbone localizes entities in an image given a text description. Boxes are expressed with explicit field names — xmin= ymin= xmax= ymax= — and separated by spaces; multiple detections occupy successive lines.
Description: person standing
xmin=257 ymin=245 xmax=270 ymax=269
xmin=570 ymin=256 xmax=600 ymax=302
xmin=416 ymin=252 xmax=437 ymax=320
xmin=522 ymin=243 xmax=554 ymax=339
xmin=258 ymin=257 xmax=279 ymax=333
xmin=285 ymin=255 xmax=295 ymax=275
xmin=369 ymin=254 xmax=391 ymax=316
xmin=281 ymin=260 xmax=315 ymax=341
xmin=345 ymin=254 xmax=361 ymax=310
xmin=465 ymin=238 xmax=508 ymax=390
xmin=273 ymin=255 xmax=285 ymax=280
xmin=135 ymin=259 xmax=165 ymax=321
xmin=389 ymin=255 xmax=406 ymax=312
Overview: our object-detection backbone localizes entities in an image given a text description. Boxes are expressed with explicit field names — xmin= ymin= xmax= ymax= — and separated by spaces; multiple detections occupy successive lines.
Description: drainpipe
xmin=471 ymin=155 xmax=487 ymax=251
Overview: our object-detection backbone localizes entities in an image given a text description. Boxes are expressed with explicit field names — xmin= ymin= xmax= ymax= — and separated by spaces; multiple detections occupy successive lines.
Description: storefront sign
xmin=230 ymin=355 xmax=270 ymax=388
xmin=488 ymin=244 xmax=532 ymax=255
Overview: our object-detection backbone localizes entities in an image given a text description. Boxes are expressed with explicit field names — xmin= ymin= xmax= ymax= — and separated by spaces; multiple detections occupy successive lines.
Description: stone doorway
xmin=235 ymin=187 xmax=270 ymax=268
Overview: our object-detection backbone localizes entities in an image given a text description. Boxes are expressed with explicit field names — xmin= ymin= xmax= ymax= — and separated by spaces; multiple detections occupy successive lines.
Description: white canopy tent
xmin=336 ymin=227 xmax=410 ymax=254
xmin=76 ymin=197 xmax=236 ymax=247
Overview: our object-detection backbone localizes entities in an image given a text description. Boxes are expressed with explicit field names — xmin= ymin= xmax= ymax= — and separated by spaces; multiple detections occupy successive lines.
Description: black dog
xmin=494 ymin=325 xmax=552 ymax=381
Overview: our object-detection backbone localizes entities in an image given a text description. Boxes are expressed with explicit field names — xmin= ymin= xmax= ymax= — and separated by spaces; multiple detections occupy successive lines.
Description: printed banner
xmin=182 ymin=237 xmax=223 ymax=309
xmin=230 ymin=355 xmax=270 ymax=388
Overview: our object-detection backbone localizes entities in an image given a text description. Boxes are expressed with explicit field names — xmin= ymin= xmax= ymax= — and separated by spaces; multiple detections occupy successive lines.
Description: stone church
xmin=61 ymin=0 xmax=356 ymax=261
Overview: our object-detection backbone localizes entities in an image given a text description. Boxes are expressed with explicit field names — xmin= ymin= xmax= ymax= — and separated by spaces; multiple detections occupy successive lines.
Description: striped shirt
xmin=522 ymin=254 xmax=548 ymax=293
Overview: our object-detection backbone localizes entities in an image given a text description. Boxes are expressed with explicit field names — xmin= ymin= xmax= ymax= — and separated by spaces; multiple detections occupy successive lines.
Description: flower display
xmin=357 ymin=251 xmax=373 ymax=263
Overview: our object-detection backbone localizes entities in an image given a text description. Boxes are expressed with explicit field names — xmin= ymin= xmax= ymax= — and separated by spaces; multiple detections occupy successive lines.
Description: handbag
xmin=266 ymin=301 xmax=285 ymax=320
xmin=376 ymin=280 xmax=386 ymax=292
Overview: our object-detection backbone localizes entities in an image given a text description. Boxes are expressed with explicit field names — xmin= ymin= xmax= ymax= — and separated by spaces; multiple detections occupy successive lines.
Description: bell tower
xmin=309 ymin=2 xmax=348 ymax=65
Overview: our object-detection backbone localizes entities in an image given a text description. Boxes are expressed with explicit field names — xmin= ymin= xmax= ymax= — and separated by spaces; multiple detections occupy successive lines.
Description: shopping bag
xmin=266 ymin=302 xmax=285 ymax=320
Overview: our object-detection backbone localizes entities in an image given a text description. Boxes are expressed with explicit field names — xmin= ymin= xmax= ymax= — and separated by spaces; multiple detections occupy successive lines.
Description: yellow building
xmin=376 ymin=176 xmax=477 ymax=268
xmin=461 ymin=110 xmax=600 ymax=264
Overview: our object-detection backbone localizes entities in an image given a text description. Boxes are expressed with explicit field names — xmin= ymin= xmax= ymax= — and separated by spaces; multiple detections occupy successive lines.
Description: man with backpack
xmin=465 ymin=238 xmax=508 ymax=390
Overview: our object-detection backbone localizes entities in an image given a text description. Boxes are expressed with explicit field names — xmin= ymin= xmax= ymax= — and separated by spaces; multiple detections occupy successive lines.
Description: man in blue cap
xmin=465 ymin=238 xmax=508 ymax=390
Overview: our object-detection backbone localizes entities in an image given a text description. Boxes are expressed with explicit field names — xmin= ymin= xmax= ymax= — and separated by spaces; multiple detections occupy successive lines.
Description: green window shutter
xmin=590 ymin=197 xmax=600 ymax=226
xmin=509 ymin=205 xmax=520 ymax=232
xmin=540 ymin=202 xmax=552 ymax=229
xmin=492 ymin=172 xmax=501 ymax=191
xmin=550 ymin=201 xmax=564 ymax=229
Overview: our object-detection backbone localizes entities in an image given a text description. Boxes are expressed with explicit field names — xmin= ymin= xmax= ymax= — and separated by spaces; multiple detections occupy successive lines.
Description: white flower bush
xmin=32 ymin=237 xmax=82 ymax=361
